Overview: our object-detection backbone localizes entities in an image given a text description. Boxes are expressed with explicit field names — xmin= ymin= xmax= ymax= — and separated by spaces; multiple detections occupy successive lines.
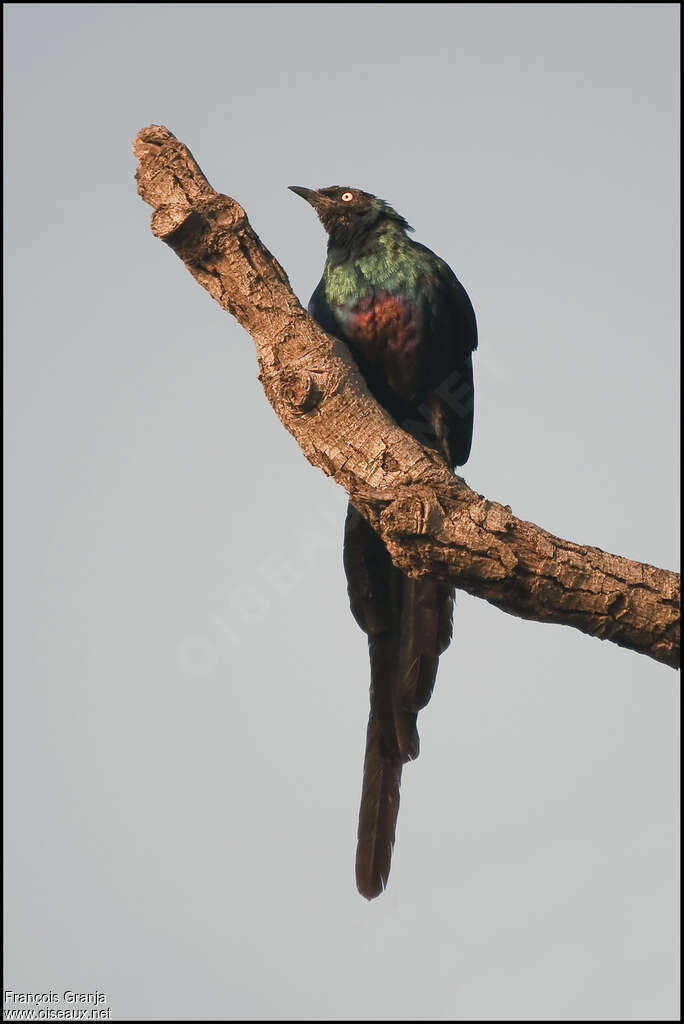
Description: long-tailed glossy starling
xmin=290 ymin=184 xmax=477 ymax=899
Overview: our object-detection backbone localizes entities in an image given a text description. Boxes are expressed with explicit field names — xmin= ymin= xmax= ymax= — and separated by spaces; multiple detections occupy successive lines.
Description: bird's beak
xmin=289 ymin=186 xmax=338 ymax=231
xmin=288 ymin=185 xmax=335 ymax=218
xmin=288 ymin=185 xmax=320 ymax=206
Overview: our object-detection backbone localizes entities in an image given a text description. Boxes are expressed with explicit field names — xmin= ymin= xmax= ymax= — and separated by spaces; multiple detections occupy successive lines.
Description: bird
xmin=289 ymin=185 xmax=477 ymax=899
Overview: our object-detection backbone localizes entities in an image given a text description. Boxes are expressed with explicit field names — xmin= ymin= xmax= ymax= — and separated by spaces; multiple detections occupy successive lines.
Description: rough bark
xmin=133 ymin=125 xmax=680 ymax=670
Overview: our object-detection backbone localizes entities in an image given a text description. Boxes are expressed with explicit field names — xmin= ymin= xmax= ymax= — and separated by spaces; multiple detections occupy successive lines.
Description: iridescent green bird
xmin=290 ymin=185 xmax=477 ymax=899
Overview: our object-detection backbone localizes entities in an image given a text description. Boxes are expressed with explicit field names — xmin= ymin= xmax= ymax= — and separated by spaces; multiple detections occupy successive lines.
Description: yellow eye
xmin=341 ymin=192 xmax=354 ymax=202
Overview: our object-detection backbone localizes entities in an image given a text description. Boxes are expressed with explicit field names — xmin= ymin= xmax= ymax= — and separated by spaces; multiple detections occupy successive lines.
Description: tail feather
xmin=355 ymin=632 xmax=403 ymax=899
xmin=344 ymin=502 xmax=454 ymax=899
xmin=355 ymin=714 xmax=402 ymax=900
xmin=398 ymin=578 xmax=455 ymax=715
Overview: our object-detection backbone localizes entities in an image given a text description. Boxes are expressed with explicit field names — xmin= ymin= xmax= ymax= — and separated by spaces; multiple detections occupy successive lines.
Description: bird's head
xmin=289 ymin=185 xmax=412 ymax=248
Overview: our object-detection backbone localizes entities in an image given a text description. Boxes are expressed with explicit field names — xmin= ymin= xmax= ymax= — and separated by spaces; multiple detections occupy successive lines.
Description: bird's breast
xmin=347 ymin=292 xmax=413 ymax=341
xmin=335 ymin=290 xmax=424 ymax=402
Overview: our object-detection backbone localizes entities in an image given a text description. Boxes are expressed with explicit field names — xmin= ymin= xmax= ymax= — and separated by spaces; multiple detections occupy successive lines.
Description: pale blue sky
xmin=4 ymin=4 xmax=679 ymax=1020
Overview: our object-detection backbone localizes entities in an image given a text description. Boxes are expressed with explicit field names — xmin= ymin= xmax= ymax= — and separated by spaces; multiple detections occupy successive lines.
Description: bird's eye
xmin=341 ymin=192 xmax=354 ymax=202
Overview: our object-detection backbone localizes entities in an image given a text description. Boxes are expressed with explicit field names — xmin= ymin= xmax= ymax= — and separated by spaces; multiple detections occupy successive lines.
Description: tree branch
xmin=133 ymin=125 xmax=680 ymax=670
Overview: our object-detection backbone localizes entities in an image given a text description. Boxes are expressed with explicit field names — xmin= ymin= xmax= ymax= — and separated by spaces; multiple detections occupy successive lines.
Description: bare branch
xmin=133 ymin=125 xmax=680 ymax=670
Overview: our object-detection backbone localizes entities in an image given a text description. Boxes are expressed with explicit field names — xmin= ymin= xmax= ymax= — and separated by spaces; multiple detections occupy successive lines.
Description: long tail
xmin=344 ymin=503 xmax=454 ymax=900
xmin=355 ymin=633 xmax=403 ymax=900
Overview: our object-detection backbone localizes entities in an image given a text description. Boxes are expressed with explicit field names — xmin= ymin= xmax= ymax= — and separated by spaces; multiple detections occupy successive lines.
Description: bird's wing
xmin=307 ymin=278 xmax=340 ymax=337
xmin=413 ymin=244 xmax=477 ymax=468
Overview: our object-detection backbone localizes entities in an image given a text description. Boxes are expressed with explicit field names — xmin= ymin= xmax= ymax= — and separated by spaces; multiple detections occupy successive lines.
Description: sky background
xmin=4 ymin=4 xmax=680 ymax=1020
